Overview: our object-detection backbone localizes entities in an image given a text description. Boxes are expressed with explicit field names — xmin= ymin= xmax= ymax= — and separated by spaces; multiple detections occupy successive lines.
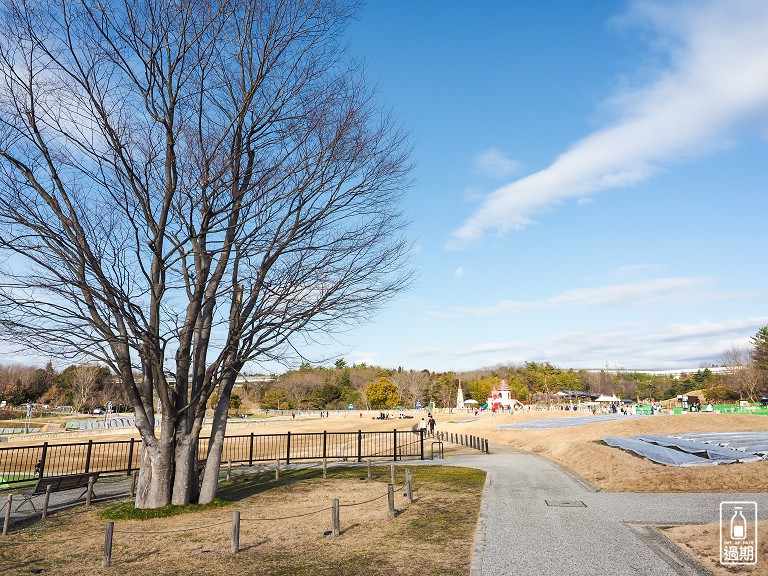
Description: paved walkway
xmin=448 ymin=445 xmax=768 ymax=576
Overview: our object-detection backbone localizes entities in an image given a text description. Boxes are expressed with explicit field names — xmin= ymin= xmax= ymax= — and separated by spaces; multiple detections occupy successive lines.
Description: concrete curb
xmin=469 ymin=470 xmax=491 ymax=576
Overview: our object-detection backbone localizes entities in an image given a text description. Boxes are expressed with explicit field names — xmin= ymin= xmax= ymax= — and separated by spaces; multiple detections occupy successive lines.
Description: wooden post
xmin=227 ymin=460 xmax=232 ymax=481
xmin=86 ymin=475 xmax=95 ymax=506
xmin=2 ymin=495 xmax=11 ymax=536
xmin=332 ymin=498 xmax=340 ymax=537
xmin=405 ymin=469 xmax=413 ymax=504
xmin=275 ymin=458 xmax=280 ymax=480
xmin=367 ymin=459 xmax=372 ymax=480
xmin=42 ymin=485 xmax=52 ymax=520
xmin=231 ymin=511 xmax=240 ymax=554
xmin=387 ymin=483 xmax=395 ymax=517
xmin=131 ymin=471 xmax=138 ymax=497
xmin=323 ymin=457 xmax=327 ymax=479
xmin=102 ymin=521 xmax=114 ymax=567
xmin=390 ymin=463 xmax=395 ymax=486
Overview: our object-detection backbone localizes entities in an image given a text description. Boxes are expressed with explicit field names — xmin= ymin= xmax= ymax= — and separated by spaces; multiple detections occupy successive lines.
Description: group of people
xmin=418 ymin=414 xmax=436 ymax=435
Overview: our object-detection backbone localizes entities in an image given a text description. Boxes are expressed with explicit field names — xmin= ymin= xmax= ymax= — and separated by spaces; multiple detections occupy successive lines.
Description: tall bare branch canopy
xmin=0 ymin=0 xmax=412 ymax=507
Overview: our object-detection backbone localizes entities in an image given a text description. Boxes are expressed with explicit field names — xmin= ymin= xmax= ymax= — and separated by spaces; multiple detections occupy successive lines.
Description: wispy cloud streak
xmin=431 ymin=277 xmax=710 ymax=318
xmin=453 ymin=0 xmax=768 ymax=243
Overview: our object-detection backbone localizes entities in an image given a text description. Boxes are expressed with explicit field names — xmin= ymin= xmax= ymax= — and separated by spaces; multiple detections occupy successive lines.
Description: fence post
xmin=387 ymin=484 xmax=395 ymax=517
xmin=275 ymin=458 xmax=280 ymax=481
xmin=419 ymin=428 xmax=424 ymax=460
xmin=231 ymin=511 xmax=240 ymax=554
xmin=485 ymin=439 xmax=490 ymax=453
xmin=406 ymin=469 xmax=413 ymax=504
xmin=390 ymin=463 xmax=395 ymax=485
xmin=367 ymin=459 xmax=372 ymax=481
xmin=85 ymin=439 xmax=93 ymax=473
xmin=332 ymin=498 xmax=340 ymax=537
xmin=357 ymin=430 xmax=362 ymax=463
xmin=227 ymin=460 xmax=232 ymax=481
xmin=38 ymin=442 xmax=48 ymax=478
xmin=86 ymin=475 xmax=95 ymax=507
xmin=248 ymin=433 xmax=254 ymax=467
xmin=127 ymin=438 xmax=135 ymax=475
xmin=323 ymin=431 xmax=327 ymax=460
xmin=42 ymin=485 xmax=52 ymax=520
xmin=286 ymin=431 xmax=291 ymax=465
xmin=2 ymin=495 xmax=11 ymax=536
xmin=323 ymin=457 xmax=327 ymax=479
xmin=102 ymin=521 xmax=114 ymax=567
xmin=393 ymin=429 xmax=397 ymax=462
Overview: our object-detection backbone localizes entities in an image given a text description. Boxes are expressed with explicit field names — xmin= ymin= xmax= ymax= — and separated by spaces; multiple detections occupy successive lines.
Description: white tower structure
xmin=456 ymin=380 xmax=465 ymax=409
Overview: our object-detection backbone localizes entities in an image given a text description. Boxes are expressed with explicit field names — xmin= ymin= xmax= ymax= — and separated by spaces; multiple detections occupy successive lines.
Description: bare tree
xmin=72 ymin=363 xmax=102 ymax=412
xmin=0 ymin=0 xmax=412 ymax=507
xmin=720 ymin=346 xmax=761 ymax=401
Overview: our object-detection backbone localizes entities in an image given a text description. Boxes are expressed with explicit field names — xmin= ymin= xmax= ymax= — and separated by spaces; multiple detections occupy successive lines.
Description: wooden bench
xmin=14 ymin=472 xmax=100 ymax=512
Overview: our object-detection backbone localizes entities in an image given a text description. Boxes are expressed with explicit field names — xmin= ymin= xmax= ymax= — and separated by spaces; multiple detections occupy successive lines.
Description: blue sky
xmin=307 ymin=0 xmax=768 ymax=373
xmin=2 ymin=1 xmax=766 ymax=375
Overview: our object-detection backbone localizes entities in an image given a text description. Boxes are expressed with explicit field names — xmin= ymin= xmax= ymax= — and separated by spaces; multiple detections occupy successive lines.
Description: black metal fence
xmin=0 ymin=429 xmax=463 ymax=487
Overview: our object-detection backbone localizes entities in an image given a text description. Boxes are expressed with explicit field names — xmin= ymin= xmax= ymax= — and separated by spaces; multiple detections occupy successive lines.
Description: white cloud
xmin=437 ymin=277 xmax=711 ymax=317
xmin=453 ymin=266 xmax=465 ymax=279
xmin=407 ymin=316 xmax=768 ymax=370
xmin=473 ymin=148 xmax=521 ymax=179
xmin=453 ymin=0 xmax=768 ymax=243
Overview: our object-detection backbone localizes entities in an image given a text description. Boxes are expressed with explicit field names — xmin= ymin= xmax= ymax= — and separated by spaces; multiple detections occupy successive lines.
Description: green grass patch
xmin=100 ymin=497 xmax=231 ymax=520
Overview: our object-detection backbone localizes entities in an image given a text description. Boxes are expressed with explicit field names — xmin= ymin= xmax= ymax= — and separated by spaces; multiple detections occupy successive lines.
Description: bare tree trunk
xmin=135 ymin=428 xmax=175 ymax=508
xmin=198 ymin=375 xmax=235 ymax=503
xmin=171 ymin=417 xmax=206 ymax=504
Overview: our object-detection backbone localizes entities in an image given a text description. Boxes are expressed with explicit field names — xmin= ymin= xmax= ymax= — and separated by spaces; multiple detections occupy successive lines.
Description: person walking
xmin=428 ymin=416 xmax=436 ymax=436
xmin=419 ymin=417 xmax=427 ymax=435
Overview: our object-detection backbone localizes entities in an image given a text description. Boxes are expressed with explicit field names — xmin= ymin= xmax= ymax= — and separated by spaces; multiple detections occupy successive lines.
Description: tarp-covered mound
xmin=497 ymin=414 xmax=647 ymax=431
xmin=603 ymin=433 xmax=768 ymax=466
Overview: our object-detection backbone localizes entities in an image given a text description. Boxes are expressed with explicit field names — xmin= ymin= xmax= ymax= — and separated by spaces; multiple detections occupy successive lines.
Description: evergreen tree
xmin=751 ymin=326 xmax=768 ymax=371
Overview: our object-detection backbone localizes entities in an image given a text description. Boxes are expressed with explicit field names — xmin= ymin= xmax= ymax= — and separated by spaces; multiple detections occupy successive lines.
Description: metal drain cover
xmin=545 ymin=500 xmax=586 ymax=507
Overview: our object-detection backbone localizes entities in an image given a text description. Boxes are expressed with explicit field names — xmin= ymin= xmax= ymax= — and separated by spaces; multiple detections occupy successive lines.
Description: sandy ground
xmin=661 ymin=521 xmax=767 ymax=575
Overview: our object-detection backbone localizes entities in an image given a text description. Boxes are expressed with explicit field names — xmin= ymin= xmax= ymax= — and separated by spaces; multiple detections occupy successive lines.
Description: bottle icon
xmin=731 ymin=507 xmax=747 ymax=540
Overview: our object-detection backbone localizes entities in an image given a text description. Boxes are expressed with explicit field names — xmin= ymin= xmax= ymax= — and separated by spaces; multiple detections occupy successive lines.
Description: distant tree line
xmin=4 ymin=326 xmax=768 ymax=413
xmin=0 ymin=362 xmax=129 ymax=412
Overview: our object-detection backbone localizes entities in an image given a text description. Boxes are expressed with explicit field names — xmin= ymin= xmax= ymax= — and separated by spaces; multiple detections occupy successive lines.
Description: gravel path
xmin=447 ymin=445 xmax=768 ymax=576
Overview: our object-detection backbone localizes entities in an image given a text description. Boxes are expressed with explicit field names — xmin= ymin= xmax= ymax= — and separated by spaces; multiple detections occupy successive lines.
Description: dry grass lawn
xmin=0 ymin=465 xmax=485 ymax=576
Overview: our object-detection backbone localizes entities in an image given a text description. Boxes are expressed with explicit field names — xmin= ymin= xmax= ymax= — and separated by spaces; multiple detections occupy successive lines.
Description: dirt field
xmin=9 ymin=409 xmax=768 ymax=493
xmin=661 ymin=521 xmax=767 ymax=575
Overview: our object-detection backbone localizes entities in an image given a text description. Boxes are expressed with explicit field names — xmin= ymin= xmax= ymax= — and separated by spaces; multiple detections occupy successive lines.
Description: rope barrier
xmin=114 ymin=519 xmax=231 ymax=535
xmin=240 ymin=505 xmax=334 ymax=522
xmin=0 ymin=534 xmax=92 ymax=545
